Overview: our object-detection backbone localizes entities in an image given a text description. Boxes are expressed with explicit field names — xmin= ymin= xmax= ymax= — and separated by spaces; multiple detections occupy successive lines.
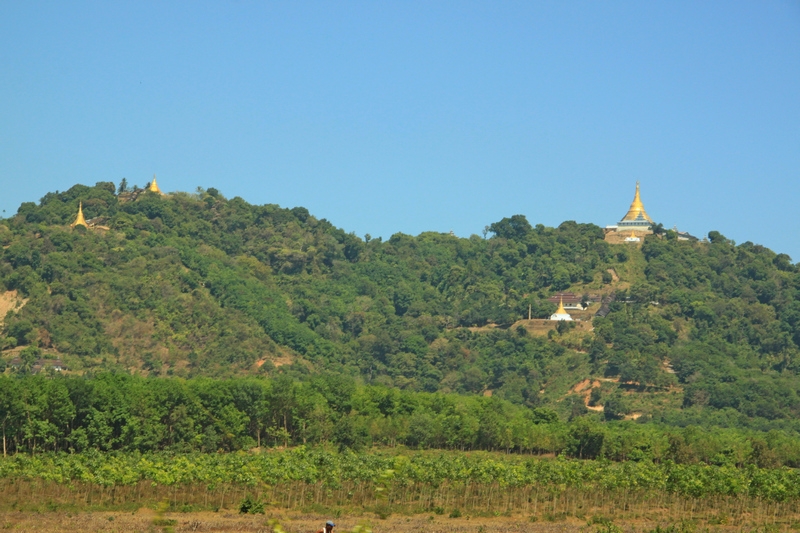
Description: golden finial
xmin=621 ymin=181 xmax=653 ymax=223
xmin=148 ymin=174 xmax=162 ymax=194
xmin=555 ymin=296 xmax=567 ymax=315
xmin=71 ymin=201 xmax=88 ymax=228
xmin=631 ymin=231 xmax=637 ymax=238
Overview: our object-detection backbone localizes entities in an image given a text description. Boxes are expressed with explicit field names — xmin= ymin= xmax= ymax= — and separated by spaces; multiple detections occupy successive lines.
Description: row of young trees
xmin=1 ymin=447 xmax=799 ymax=502
xmin=1 ymin=374 xmax=799 ymax=468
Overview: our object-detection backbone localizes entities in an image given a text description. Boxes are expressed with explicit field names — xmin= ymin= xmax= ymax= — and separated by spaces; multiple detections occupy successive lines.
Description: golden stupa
xmin=550 ymin=295 xmax=573 ymax=321
xmin=555 ymin=296 xmax=568 ymax=316
xmin=71 ymin=202 xmax=88 ymax=228
xmin=621 ymin=182 xmax=653 ymax=223
xmin=148 ymin=175 xmax=162 ymax=194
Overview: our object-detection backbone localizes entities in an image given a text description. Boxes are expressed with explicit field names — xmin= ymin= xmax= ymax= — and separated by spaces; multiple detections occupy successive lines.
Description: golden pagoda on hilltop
xmin=604 ymin=182 xmax=654 ymax=243
xmin=148 ymin=175 xmax=162 ymax=194
xmin=70 ymin=202 xmax=88 ymax=228
xmin=621 ymin=182 xmax=653 ymax=224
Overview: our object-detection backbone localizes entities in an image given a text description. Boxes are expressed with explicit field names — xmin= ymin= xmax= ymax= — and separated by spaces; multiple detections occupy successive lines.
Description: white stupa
xmin=624 ymin=231 xmax=641 ymax=243
xmin=550 ymin=296 xmax=573 ymax=321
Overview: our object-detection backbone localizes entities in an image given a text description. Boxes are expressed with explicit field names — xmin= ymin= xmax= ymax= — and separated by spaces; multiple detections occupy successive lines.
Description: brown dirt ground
xmin=0 ymin=510 xmax=575 ymax=533
xmin=0 ymin=290 xmax=26 ymax=326
xmin=511 ymin=320 xmax=593 ymax=337
xmin=0 ymin=510 xmax=764 ymax=533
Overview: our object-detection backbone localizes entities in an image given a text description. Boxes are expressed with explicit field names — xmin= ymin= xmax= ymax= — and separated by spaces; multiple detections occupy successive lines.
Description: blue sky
xmin=2 ymin=2 xmax=799 ymax=258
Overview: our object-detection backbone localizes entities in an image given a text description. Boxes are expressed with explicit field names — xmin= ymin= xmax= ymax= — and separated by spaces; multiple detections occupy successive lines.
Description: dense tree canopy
xmin=1 ymin=182 xmax=800 ymax=437
xmin=1 ymin=373 xmax=799 ymax=469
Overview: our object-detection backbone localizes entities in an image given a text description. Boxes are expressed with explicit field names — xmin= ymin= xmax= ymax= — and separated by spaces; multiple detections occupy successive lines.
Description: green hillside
xmin=2 ymin=181 xmax=799 ymax=433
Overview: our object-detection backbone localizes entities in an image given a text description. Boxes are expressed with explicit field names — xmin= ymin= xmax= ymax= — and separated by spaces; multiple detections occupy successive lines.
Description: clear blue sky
xmin=2 ymin=2 xmax=799 ymax=257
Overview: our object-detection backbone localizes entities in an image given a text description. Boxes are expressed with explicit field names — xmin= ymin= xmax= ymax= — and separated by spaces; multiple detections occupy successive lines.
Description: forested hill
xmin=2 ymin=181 xmax=800 ymax=431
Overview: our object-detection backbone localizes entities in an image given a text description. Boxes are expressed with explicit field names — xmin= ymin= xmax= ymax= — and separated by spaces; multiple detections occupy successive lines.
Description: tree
xmin=0 ymin=378 xmax=22 ymax=456
xmin=588 ymin=387 xmax=602 ymax=407
xmin=566 ymin=395 xmax=588 ymax=420
xmin=708 ymin=230 xmax=729 ymax=244
xmin=566 ymin=418 xmax=605 ymax=459
xmin=488 ymin=215 xmax=532 ymax=240
xmin=17 ymin=346 xmax=41 ymax=374
xmin=603 ymin=392 xmax=630 ymax=421
xmin=333 ymin=414 xmax=369 ymax=451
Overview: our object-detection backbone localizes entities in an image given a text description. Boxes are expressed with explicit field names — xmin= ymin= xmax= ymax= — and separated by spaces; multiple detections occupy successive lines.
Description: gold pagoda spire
xmin=621 ymin=181 xmax=653 ymax=223
xmin=148 ymin=174 xmax=162 ymax=194
xmin=71 ymin=202 xmax=88 ymax=228
xmin=555 ymin=296 xmax=567 ymax=316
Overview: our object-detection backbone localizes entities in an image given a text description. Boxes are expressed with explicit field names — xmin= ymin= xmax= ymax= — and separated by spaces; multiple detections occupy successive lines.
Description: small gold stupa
xmin=621 ymin=182 xmax=653 ymax=223
xmin=549 ymin=295 xmax=573 ymax=321
xmin=71 ymin=202 xmax=88 ymax=228
xmin=148 ymin=175 xmax=162 ymax=194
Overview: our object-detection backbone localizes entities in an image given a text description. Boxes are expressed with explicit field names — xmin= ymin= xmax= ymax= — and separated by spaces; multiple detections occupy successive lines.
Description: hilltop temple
xmin=148 ymin=175 xmax=162 ymax=194
xmin=70 ymin=202 xmax=88 ymax=228
xmin=549 ymin=297 xmax=573 ymax=321
xmin=604 ymin=182 xmax=653 ymax=244
xmin=71 ymin=174 xmax=164 ymax=230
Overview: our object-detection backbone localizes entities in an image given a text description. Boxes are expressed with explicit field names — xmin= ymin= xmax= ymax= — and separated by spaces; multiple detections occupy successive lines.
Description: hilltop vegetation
xmin=1 ymin=181 xmax=800 ymax=435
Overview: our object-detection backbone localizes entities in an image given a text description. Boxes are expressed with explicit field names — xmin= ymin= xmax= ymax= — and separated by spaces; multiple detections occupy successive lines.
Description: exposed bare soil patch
xmin=0 ymin=290 xmax=27 ymax=325
xmin=570 ymin=379 xmax=604 ymax=412
xmin=511 ymin=320 xmax=593 ymax=337
xmin=0 ymin=510 xmax=758 ymax=533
